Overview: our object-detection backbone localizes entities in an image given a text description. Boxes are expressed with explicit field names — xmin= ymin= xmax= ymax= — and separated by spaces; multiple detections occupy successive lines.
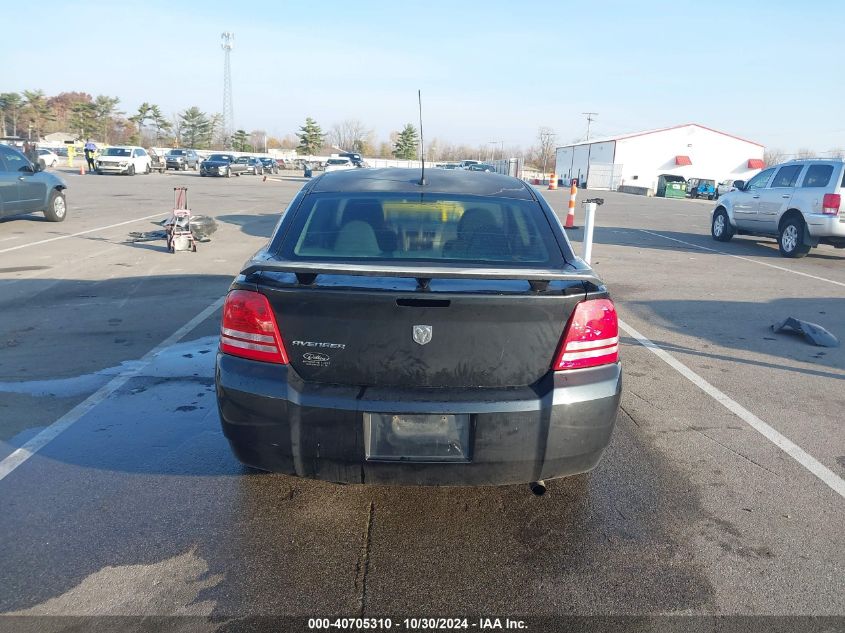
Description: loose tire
xmin=43 ymin=189 xmax=67 ymax=222
xmin=778 ymin=216 xmax=811 ymax=258
xmin=711 ymin=208 xmax=734 ymax=242
xmin=128 ymin=164 xmax=135 ymax=176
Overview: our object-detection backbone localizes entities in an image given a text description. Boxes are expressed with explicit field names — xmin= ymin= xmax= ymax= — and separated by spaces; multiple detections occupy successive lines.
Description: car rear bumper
xmin=216 ymin=354 xmax=622 ymax=486
xmin=806 ymin=213 xmax=845 ymax=240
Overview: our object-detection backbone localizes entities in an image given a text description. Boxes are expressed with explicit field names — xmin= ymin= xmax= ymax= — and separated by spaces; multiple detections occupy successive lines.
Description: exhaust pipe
xmin=529 ymin=480 xmax=547 ymax=496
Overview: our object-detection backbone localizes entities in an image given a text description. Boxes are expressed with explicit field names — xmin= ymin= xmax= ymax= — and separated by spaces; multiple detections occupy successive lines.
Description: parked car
xmin=95 ymin=146 xmax=152 ymax=175
xmin=339 ymin=151 xmax=364 ymax=167
xmin=200 ymin=153 xmax=246 ymax=177
xmin=235 ymin=156 xmax=264 ymax=175
xmin=716 ymin=180 xmax=737 ymax=198
xmin=148 ymin=148 xmax=167 ymax=173
xmin=215 ymin=168 xmax=622 ymax=486
xmin=165 ymin=149 xmax=199 ymax=171
xmin=0 ymin=143 xmax=68 ymax=222
xmin=259 ymin=157 xmax=279 ymax=174
xmin=456 ymin=160 xmax=481 ymax=170
xmin=711 ymin=159 xmax=845 ymax=257
xmin=687 ymin=178 xmax=716 ymax=200
xmin=324 ymin=157 xmax=356 ymax=173
xmin=37 ymin=148 xmax=59 ymax=168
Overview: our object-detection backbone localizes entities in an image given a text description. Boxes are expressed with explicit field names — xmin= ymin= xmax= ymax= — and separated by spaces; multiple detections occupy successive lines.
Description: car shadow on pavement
xmin=215 ymin=212 xmax=281 ymax=239
xmin=573 ymin=226 xmax=845 ymax=261
xmin=0 ymin=409 xmax=718 ymax=617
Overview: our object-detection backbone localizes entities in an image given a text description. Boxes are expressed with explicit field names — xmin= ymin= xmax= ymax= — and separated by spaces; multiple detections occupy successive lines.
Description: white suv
xmin=711 ymin=159 xmax=845 ymax=257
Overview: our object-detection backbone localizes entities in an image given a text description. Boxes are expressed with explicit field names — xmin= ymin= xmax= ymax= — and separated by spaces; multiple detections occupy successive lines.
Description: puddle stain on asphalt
xmin=4 ymin=549 xmax=223 ymax=619
xmin=0 ymin=337 xmax=218 ymax=399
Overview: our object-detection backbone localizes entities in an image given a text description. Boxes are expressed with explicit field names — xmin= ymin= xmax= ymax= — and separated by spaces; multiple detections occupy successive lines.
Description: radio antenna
xmin=418 ymin=89 xmax=426 ymax=186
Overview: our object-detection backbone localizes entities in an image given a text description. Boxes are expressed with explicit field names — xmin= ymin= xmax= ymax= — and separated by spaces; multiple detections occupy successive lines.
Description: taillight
xmin=553 ymin=299 xmax=619 ymax=371
xmin=220 ymin=290 xmax=288 ymax=364
xmin=822 ymin=193 xmax=841 ymax=215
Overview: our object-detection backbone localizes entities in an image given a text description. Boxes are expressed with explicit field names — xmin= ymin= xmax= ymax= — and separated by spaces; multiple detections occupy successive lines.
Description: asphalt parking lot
xmin=0 ymin=167 xmax=843 ymax=629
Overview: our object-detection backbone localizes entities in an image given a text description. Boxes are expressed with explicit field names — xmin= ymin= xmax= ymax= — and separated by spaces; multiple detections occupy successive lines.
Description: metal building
xmin=554 ymin=123 xmax=765 ymax=194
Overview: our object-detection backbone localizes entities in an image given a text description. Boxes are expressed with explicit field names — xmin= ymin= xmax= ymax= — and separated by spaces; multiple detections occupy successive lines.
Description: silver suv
xmin=711 ymin=159 xmax=845 ymax=257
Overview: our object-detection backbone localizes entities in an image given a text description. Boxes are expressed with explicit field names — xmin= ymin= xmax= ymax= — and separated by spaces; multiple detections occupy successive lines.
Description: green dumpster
xmin=657 ymin=174 xmax=687 ymax=198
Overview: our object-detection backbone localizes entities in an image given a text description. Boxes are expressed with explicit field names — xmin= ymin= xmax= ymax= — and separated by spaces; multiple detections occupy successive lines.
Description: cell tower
xmin=221 ymin=32 xmax=234 ymax=145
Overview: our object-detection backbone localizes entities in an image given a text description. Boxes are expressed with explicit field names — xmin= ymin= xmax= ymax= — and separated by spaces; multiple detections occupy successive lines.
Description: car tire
xmin=225 ymin=169 xmax=231 ymax=178
xmin=128 ymin=164 xmax=135 ymax=176
xmin=711 ymin=208 xmax=734 ymax=242
xmin=778 ymin=216 xmax=811 ymax=258
xmin=43 ymin=189 xmax=67 ymax=222
xmin=144 ymin=163 xmax=151 ymax=175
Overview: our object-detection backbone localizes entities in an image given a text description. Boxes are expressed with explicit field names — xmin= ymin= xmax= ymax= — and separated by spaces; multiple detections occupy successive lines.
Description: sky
xmin=3 ymin=0 xmax=844 ymax=154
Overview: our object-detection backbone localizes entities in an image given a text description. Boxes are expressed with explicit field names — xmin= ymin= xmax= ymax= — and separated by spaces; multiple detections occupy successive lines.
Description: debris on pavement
xmin=771 ymin=317 xmax=839 ymax=347
xmin=126 ymin=215 xmax=218 ymax=244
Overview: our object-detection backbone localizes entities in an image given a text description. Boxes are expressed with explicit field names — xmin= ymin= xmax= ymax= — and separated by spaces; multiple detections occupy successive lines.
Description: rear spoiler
xmin=240 ymin=258 xmax=602 ymax=292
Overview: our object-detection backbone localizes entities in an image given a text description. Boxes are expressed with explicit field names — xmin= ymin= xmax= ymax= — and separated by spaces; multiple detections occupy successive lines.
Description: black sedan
xmin=259 ymin=157 xmax=279 ymax=174
xmin=199 ymin=153 xmax=247 ymax=178
xmin=215 ymin=168 xmax=621 ymax=488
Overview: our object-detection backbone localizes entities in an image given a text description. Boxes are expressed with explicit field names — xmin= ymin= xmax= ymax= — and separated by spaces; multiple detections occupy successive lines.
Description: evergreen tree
xmin=149 ymin=104 xmax=172 ymax=144
xmin=232 ymin=129 xmax=249 ymax=152
xmin=0 ymin=92 xmax=23 ymax=137
xmin=179 ymin=107 xmax=213 ymax=148
xmin=393 ymin=123 xmax=419 ymax=160
xmin=296 ymin=117 xmax=324 ymax=155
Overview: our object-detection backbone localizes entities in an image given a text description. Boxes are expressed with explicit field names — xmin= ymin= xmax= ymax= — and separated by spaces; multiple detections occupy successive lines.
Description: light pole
xmin=489 ymin=140 xmax=505 ymax=162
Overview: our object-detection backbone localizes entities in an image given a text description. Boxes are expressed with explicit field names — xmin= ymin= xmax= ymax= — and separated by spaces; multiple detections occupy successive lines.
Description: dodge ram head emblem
xmin=413 ymin=325 xmax=432 ymax=345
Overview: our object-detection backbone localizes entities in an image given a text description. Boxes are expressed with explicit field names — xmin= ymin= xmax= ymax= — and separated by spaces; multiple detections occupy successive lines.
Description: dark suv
xmin=165 ymin=149 xmax=199 ymax=170
xmin=0 ymin=143 xmax=68 ymax=222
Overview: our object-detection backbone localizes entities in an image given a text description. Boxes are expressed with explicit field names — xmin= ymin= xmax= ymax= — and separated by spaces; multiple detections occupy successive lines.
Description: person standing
xmin=84 ymin=139 xmax=97 ymax=173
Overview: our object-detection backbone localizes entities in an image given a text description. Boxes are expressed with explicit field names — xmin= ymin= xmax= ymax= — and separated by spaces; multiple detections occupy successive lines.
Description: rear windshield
xmin=280 ymin=193 xmax=563 ymax=265
xmin=169 ymin=149 xmax=185 ymax=155
xmin=101 ymin=148 xmax=131 ymax=157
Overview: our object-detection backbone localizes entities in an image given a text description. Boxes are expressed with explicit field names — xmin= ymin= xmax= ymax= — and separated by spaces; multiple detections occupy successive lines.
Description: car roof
xmin=309 ymin=167 xmax=535 ymax=200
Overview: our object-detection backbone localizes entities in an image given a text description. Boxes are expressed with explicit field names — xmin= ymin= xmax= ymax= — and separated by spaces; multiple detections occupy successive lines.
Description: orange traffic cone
xmin=79 ymin=163 xmax=85 ymax=175
xmin=564 ymin=180 xmax=578 ymax=228
xmin=547 ymin=172 xmax=557 ymax=190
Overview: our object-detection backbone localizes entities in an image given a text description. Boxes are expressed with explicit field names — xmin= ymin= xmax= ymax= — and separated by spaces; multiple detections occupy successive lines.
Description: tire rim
xmin=54 ymin=196 xmax=66 ymax=218
xmin=713 ymin=214 xmax=725 ymax=236
xmin=782 ymin=224 xmax=799 ymax=252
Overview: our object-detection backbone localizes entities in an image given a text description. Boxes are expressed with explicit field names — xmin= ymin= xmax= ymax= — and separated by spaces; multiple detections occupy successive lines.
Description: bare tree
xmin=329 ymin=119 xmax=371 ymax=152
xmin=763 ymin=148 xmax=785 ymax=166
xmin=827 ymin=147 xmax=845 ymax=159
xmin=537 ymin=126 xmax=556 ymax=177
xmin=794 ymin=148 xmax=815 ymax=159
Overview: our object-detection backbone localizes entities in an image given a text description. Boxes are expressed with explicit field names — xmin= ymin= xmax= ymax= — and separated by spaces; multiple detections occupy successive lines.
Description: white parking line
xmin=638 ymin=229 xmax=845 ymax=289
xmin=0 ymin=213 xmax=168 ymax=255
xmin=0 ymin=296 xmax=225 ymax=483
xmin=618 ymin=318 xmax=845 ymax=500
